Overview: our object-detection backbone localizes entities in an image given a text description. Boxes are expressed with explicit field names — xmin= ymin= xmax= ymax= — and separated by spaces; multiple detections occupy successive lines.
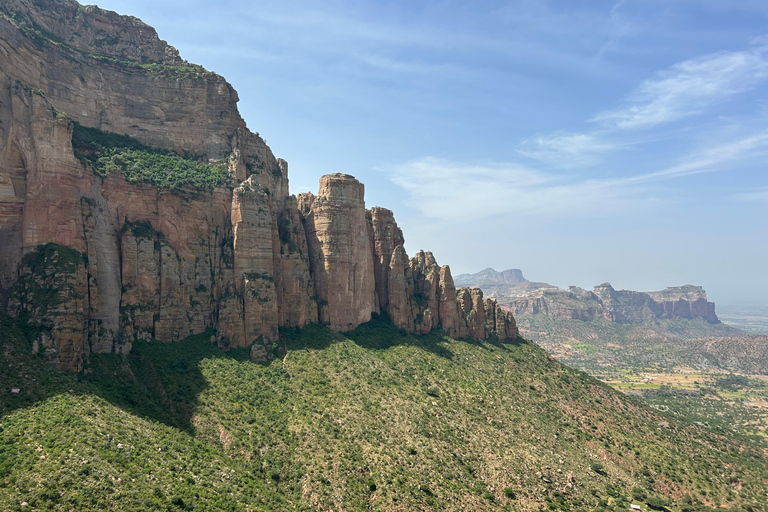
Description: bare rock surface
xmin=303 ymin=174 xmax=377 ymax=332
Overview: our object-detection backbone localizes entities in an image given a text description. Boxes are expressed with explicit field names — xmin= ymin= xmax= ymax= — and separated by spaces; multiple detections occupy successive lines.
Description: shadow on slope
xmin=280 ymin=313 xmax=460 ymax=360
xmin=2 ymin=310 xmax=510 ymax=431
xmin=0 ymin=310 xmax=248 ymax=432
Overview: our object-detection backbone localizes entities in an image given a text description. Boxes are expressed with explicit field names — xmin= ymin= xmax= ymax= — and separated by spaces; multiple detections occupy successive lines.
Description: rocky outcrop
xmin=8 ymin=243 xmax=89 ymax=371
xmin=508 ymin=282 xmax=719 ymax=325
xmin=384 ymin=245 xmax=412 ymax=331
xmin=382 ymin=248 xmax=516 ymax=341
xmin=369 ymin=207 xmax=404 ymax=312
xmin=438 ymin=266 xmax=460 ymax=338
xmin=302 ymin=174 xmax=377 ymax=332
xmin=230 ymin=177 xmax=280 ymax=346
xmin=0 ymin=0 xmax=518 ymax=371
xmin=276 ymin=194 xmax=318 ymax=328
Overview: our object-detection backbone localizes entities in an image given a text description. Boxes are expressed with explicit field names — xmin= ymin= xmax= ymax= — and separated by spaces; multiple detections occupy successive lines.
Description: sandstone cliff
xmin=508 ymin=283 xmax=719 ymax=325
xmin=0 ymin=0 xmax=517 ymax=371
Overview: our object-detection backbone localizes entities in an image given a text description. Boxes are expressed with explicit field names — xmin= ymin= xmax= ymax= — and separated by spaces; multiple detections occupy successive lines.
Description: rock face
xmin=302 ymin=174 xmax=377 ymax=332
xmin=0 ymin=0 xmax=517 ymax=371
xmin=509 ymin=283 xmax=719 ymax=325
xmin=369 ymin=207 xmax=404 ymax=313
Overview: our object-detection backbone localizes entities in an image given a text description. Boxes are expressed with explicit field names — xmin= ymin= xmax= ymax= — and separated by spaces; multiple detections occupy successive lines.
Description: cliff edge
xmin=0 ymin=0 xmax=516 ymax=371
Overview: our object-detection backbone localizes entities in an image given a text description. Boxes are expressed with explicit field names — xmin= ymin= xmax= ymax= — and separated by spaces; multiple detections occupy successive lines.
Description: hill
xmin=2 ymin=311 xmax=767 ymax=511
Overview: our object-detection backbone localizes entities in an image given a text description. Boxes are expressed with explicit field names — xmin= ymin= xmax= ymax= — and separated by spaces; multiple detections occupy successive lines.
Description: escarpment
xmin=509 ymin=283 xmax=719 ymax=325
xmin=0 ymin=0 xmax=517 ymax=371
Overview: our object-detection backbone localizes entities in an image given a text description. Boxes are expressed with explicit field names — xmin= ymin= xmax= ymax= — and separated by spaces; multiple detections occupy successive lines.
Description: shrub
xmin=72 ymin=123 xmax=232 ymax=190
xmin=646 ymin=496 xmax=669 ymax=510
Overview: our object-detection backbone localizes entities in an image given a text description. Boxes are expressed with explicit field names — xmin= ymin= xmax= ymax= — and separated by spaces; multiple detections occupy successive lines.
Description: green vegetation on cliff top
xmin=0 ymin=6 xmax=211 ymax=79
xmin=1 ymin=311 xmax=766 ymax=511
xmin=72 ymin=123 xmax=233 ymax=190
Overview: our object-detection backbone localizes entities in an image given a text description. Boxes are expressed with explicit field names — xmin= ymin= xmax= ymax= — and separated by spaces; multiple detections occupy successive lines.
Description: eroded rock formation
xmin=0 ymin=0 xmax=517 ymax=371
xmin=509 ymin=283 xmax=719 ymax=324
xmin=301 ymin=174 xmax=377 ymax=332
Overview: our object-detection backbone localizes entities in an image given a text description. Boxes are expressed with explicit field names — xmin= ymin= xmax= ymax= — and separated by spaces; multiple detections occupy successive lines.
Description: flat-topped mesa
xmin=593 ymin=282 xmax=718 ymax=324
xmin=510 ymin=282 xmax=718 ymax=324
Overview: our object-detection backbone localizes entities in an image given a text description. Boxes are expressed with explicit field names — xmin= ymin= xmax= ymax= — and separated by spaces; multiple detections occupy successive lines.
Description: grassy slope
xmin=1 ymin=312 xmax=767 ymax=512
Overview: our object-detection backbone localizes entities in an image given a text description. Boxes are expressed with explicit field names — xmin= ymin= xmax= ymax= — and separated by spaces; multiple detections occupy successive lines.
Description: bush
xmin=646 ymin=496 xmax=669 ymax=510
xmin=72 ymin=123 xmax=232 ymax=190
xmin=591 ymin=462 xmax=607 ymax=475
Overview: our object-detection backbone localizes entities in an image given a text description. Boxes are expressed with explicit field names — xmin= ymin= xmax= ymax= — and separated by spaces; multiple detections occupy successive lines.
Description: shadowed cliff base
xmin=1 ymin=309 xmax=226 ymax=431
xmin=0 ymin=309 xmax=519 ymax=431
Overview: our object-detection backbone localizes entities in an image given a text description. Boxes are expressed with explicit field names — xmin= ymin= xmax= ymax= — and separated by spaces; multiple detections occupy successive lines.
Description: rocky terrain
xmin=457 ymin=269 xmax=768 ymax=374
xmin=457 ymin=269 xmax=721 ymax=324
xmin=511 ymin=283 xmax=720 ymax=324
xmin=0 ymin=0 xmax=516 ymax=372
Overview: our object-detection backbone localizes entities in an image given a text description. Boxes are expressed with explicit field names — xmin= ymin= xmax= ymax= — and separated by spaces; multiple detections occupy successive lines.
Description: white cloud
xmin=387 ymin=158 xmax=644 ymax=221
xmin=628 ymin=130 xmax=768 ymax=182
xmin=592 ymin=46 xmax=768 ymax=129
xmin=516 ymin=132 xmax=622 ymax=168
xmin=509 ymin=41 xmax=768 ymax=175
xmin=388 ymin=131 xmax=768 ymax=222
xmin=734 ymin=186 xmax=768 ymax=202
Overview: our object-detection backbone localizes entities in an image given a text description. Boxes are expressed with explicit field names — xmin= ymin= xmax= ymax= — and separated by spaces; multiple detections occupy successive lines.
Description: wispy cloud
xmin=388 ymin=158 xmax=647 ymax=221
xmin=505 ymin=41 xmax=768 ymax=172
xmin=734 ymin=186 xmax=768 ymax=202
xmin=516 ymin=132 xmax=623 ymax=168
xmin=388 ymin=131 xmax=768 ymax=222
xmin=627 ymin=130 xmax=768 ymax=182
xmin=592 ymin=45 xmax=768 ymax=129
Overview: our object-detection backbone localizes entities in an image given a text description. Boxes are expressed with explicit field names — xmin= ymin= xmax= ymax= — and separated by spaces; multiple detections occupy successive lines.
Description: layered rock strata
xmin=509 ymin=283 xmax=719 ymax=324
xmin=0 ymin=0 xmax=517 ymax=371
xmin=301 ymin=174 xmax=377 ymax=332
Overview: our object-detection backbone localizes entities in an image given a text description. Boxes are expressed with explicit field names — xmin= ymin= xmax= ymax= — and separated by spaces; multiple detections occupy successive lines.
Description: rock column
xmin=303 ymin=174 xmax=377 ymax=332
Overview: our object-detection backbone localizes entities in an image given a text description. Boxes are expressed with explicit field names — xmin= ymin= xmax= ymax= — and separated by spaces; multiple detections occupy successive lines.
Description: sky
xmin=93 ymin=0 xmax=768 ymax=304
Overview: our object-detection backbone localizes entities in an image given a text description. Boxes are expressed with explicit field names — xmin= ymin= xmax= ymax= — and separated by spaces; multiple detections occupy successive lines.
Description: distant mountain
xmin=511 ymin=282 xmax=721 ymax=325
xmin=454 ymin=268 xmax=527 ymax=286
xmin=457 ymin=268 xmax=722 ymax=325
xmin=459 ymin=269 xmax=764 ymax=373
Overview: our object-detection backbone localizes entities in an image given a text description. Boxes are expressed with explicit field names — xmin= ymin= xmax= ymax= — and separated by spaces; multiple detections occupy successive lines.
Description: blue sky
xmin=94 ymin=0 xmax=767 ymax=303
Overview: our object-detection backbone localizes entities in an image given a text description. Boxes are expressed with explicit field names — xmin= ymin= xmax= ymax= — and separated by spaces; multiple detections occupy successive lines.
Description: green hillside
xmin=1 ymin=311 xmax=766 ymax=511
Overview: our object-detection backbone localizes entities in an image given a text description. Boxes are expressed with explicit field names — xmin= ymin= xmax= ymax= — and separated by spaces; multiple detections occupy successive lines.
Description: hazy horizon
xmin=88 ymin=0 xmax=767 ymax=304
